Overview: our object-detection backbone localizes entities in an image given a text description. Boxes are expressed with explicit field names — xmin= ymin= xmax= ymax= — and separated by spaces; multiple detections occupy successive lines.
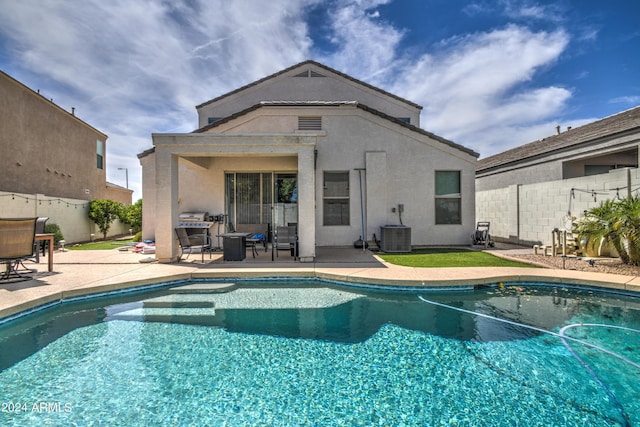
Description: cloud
xmin=0 ymin=0 xmax=588 ymax=194
xmin=317 ymin=0 xmax=402 ymax=85
xmin=386 ymin=25 xmax=571 ymax=157
xmin=464 ymin=0 xmax=565 ymax=22
xmin=0 ymin=0 xmax=320 ymax=200
xmin=609 ymin=96 xmax=640 ymax=106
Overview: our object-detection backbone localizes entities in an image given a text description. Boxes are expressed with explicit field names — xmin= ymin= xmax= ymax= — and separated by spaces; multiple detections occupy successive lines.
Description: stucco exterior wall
xmin=312 ymin=107 xmax=475 ymax=246
xmin=197 ymin=64 xmax=421 ymax=129
xmin=147 ymin=105 xmax=476 ymax=248
xmin=0 ymin=72 xmax=111 ymax=201
xmin=476 ymin=167 xmax=638 ymax=245
xmin=139 ymin=152 xmax=157 ymax=241
xmin=105 ymin=186 xmax=134 ymax=205
xmin=177 ymin=155 xmax=298 ymax=218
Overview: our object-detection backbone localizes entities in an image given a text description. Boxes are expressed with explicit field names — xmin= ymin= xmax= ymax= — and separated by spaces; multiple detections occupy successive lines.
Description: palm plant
xmin=574 ymin=199 xmax=630 ymax=264
xmin=612 ymin=195 xmax=640 ymax=265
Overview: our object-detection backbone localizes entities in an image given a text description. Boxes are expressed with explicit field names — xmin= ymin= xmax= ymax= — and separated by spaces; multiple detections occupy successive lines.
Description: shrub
xmin=44 ymin=223 xmax=64 ymax=246
xmin=133 ymin=231 xmax=142 ymax=242
xmin=120 ymin=199 xmax=142 ymax=232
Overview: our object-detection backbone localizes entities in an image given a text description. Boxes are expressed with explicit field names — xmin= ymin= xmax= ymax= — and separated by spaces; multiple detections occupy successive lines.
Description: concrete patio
xmin=2 ymin=243 xmax=640 ymax=322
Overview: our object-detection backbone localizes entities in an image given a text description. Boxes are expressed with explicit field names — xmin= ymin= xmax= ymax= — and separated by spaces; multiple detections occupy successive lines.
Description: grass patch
xmin=378 ymin=247 xmax=537 ymax=268
xmin=67 ymin=239 xmax=135 ymax=250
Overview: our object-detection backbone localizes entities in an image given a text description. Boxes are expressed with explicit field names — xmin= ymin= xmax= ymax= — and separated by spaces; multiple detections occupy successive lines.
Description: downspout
xmin=355 ymin=168 xmax=366 ymax=252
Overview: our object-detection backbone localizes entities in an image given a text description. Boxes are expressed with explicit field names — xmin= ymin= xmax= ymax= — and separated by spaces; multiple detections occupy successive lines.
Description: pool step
xmin=141 ymin=293 xmax=217 ymax=308
xmin=109 ymin=293 xmax=218 ymax=324
xmin=169 ymin=282 xmax=237 ymax=293
xmin=110 ymin=306 xmax=218 ymax=325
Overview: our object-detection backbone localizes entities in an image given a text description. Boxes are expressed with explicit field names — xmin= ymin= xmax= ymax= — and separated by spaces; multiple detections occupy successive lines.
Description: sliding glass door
xmin=274 ymin=173 xmax=297 ymax=228
xmin=225 ymin=172 xmax=296 ymax=230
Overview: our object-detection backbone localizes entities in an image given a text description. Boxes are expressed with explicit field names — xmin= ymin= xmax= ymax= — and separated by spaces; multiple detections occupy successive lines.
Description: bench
xmin=533 ymin=245 xmax=552 ymax=256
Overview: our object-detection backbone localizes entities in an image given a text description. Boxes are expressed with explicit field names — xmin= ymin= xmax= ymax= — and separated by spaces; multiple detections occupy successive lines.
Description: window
xmin=435 ymin=171 xmax=461 ymax=224
xmin=96 ymin=140 xmax=104 ymax=169
xmin=208 ymin=117 xmax=222 ymax=124
xmin=323 ymin=171 xmax=350 ymax=225
xmin=298 ymin=116 xmax=322 ymax=130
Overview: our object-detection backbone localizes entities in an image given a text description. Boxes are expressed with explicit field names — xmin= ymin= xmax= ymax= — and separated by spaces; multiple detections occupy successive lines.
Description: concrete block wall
xmin=476 ymin=168 xmax=638 ymax=245
xmin=475 ymin=186 xmax=510 ymax=240
xmin=0 ymin=191 xmax=130 ymax=244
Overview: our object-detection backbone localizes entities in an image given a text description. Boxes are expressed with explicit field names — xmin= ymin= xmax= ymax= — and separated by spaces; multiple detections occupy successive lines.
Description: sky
xmin=1 ymin=0 xmax=639 ymax=201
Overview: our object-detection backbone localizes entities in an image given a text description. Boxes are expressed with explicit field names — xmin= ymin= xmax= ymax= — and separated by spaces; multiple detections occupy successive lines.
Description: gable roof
xmin=195 ymin=60 xmax=422 ymax=111
xmin=477 ymin=105 xmax=640 ymax=172
xmin=193 ymin=101 xmax=478 ymax=158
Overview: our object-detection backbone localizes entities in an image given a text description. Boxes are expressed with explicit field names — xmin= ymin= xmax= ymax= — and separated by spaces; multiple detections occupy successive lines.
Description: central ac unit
xmin=380 ymin=225 xmax=411 ymax=252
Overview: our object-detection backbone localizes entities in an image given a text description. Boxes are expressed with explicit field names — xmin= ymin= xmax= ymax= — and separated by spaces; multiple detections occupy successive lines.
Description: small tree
xmin=88 ymin=199 xmax=123 ymax=240
xmin=119 ymin=199 xmax=142 ymax=232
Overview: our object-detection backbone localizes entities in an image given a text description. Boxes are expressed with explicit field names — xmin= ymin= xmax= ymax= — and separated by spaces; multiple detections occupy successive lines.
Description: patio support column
xmin=155 ymin=149 xmax=179 ymax=262
xmin=297 ymin=146 xmax=316 ymax=262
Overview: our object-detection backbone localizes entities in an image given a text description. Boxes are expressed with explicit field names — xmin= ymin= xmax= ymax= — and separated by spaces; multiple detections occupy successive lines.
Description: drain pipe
xmin=355 ymin=168 xmax=366 ymax=253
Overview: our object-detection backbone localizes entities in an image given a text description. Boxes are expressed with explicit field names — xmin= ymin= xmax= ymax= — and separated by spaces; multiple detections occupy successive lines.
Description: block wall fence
xmin=0 ymin=191 xmax=130 ymax=245
xmin=476 ymin=168 xmax=639 ymax=246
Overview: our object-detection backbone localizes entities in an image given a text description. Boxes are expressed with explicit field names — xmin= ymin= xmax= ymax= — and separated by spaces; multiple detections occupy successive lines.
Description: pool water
xmin=1 ymin=281 xmax=639 ymax=426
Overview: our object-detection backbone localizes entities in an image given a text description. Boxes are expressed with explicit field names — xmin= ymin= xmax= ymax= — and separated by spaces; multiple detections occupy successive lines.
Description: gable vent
xmin=298 ymin=116 xmax=322 ymax=130
xmin=293 ymin=70 xmax=326 ymax=78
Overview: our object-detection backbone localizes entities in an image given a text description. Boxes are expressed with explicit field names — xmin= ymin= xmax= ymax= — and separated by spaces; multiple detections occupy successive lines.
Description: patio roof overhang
xmin=151 ymin=133 xmax=318 ymax=263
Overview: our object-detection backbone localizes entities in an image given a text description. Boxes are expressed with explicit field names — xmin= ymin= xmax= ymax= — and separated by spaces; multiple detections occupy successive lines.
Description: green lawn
xmin=67 ymin=239 xmax=135 ymax=250
xmin=378 ymin=247 xmax=537 ymax=268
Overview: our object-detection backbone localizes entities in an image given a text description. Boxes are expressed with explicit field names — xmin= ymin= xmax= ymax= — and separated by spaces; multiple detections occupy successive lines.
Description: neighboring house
xmin=0 ymin=70 xmax=132 ymax=204
xmin=476 ymin=106 xmax=640 ymax=245
xmin=0 ymin=70 xmax=132 ymax=244
xmin=139 ymin=60 xmax=478 ymax=262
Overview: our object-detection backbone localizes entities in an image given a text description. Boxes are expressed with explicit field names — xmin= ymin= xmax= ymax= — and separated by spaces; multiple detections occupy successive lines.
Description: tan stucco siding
xmin=311 ymin=109 xmax=475 ymax=246
xmin=177 ymin=155 xmax=298 ymax=217
xmin=197 ymin=67 xmax=421 ymax=129
xmin=0 ymin=72 xmax=109 ymax=200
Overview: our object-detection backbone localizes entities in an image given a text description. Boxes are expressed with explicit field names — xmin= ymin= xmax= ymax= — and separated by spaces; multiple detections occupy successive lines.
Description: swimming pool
xmin=1 ymin=280 xmax=639 ymax=426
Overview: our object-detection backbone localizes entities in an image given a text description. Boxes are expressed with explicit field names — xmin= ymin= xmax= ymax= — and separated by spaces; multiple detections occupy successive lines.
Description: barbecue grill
xmin=177 ymin=212 xmax=213 ymax=247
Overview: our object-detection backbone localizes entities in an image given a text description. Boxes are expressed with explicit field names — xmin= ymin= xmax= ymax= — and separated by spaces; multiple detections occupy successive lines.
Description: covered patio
xmin=148 ymin=133 xmax=318 ymax=263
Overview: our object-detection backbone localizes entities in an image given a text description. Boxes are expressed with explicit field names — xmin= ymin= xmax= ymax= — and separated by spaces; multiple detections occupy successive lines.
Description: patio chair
xmin=34 ymin=217 xmax=49 ymax=262
xmin=274 ymin=225 xmax=298 ymax=260
xmin=175 ymin=227 xmax=211 ymax=263
xmin=0 ymin=218 xmax=38 ymax=280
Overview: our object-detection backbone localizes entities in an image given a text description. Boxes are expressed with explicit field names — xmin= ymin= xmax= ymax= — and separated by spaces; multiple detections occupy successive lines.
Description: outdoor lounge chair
xmin=0 ymin=218 xmax=38 ymax=281
xmin=175 ymin=227 xmax=211 ymax=263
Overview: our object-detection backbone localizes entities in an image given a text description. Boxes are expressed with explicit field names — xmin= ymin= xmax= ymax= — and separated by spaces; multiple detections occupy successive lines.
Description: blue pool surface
xmin=0 ymin=280 xmax=639 ymax=426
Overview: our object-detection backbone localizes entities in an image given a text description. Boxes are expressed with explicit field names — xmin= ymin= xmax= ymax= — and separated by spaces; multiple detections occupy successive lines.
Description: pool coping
xmin=2 ymin=250 xmax=640 ymax=324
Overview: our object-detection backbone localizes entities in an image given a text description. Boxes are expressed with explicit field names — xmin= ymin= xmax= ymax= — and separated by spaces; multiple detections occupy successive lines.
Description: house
xmin=139 ymin=60 xmax=478 ymax=262
xmin=0 ymin=70 xmax=132 ymax=243
xmin=0 ymin=70 xmax=132 ymax=205
xmin=476 ymin=105 xmax=640 ymax=245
